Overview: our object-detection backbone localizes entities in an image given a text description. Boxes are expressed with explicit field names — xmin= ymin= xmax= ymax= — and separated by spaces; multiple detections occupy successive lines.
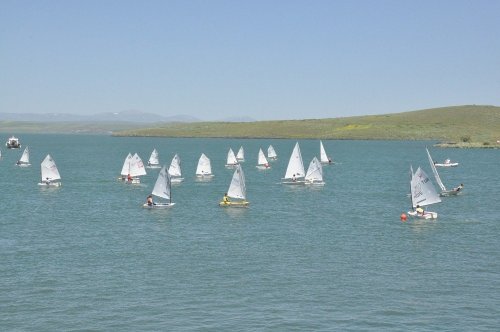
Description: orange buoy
xmin=400 ymin=213 xmax=407 ymax=222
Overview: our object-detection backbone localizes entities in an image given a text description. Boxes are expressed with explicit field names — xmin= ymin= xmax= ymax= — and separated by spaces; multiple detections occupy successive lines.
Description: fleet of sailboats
xmin=38 ymin=154 xmax=62 ymax=187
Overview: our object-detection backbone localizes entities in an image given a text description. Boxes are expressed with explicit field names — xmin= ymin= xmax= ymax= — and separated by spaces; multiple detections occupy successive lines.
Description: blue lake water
xmin=1 ymin=134 xmax=499 ymax=331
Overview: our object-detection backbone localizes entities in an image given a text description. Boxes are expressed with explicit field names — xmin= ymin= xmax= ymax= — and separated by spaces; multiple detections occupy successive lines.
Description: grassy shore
xmin=113 ymin=105 xmax=500 ymax=145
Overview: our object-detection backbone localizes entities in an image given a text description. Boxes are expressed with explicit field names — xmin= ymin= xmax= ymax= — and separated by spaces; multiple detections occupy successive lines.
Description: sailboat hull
xmin=219 ymin=201 xmax=249 ymax=207
xmin=38 ymin=182 xmax=62 ymax=187
xmin=143 ymin=202 xmax=175 ymax=208
xmin=408 ymin=210 xmax=438 ymax=219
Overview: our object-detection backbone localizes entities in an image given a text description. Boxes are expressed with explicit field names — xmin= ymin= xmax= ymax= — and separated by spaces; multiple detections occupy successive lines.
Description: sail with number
xmin=152 ymin=166 xmax=172 ymax=201
xmin=120 ymin=153 xmax=132 ymax=176
xmin=227 ymin=165 xmax=246 ymax=200
xmin=410 ymin=167 xmax=441 ymax=208
xmin=256 ymin=148 xmax=270 ymax=169
xmin=236 ymin=146 xmax=245 ymax=162
xmin=129 ymin=153 xmax=147 ymax=177
xmin=168 ymin=154 xmax=183 ymax=181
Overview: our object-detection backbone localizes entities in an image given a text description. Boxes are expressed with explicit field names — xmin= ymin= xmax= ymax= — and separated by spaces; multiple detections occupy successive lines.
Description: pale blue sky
xmin=1 ymin=0 xmax=499 ymax=120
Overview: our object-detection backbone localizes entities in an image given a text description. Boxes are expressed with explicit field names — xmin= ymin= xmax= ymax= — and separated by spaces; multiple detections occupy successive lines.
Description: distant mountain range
xmin=0 ymin=110 xmax=257 ymax=123
xmin=0 ymin=110 xmax=200 ymax=123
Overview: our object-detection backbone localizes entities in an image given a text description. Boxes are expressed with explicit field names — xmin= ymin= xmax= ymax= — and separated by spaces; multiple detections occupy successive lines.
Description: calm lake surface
xmin=1 ymin=134 xmax=499 ymax=331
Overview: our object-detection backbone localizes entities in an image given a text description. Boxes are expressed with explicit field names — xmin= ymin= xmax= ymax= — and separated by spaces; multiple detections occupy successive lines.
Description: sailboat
xmin=168 ymin=154 xmax=184 ymax=183
xmin=426 ymin=148 xmax=463 ymax=196
xmin=305 ymin=157 xmax=324 ymax=185
xmin=435 ymin=158 xmax=459 ymax=167
xmin=256 ymin=148 xmax=271 ymax=169
xmin=119 ymin=153 xmax=133 ymax=180
xmin=196 ymin=153 xmax=214 ymax=178
xmin=282 ymin=142 xmax=305 ymax=184
xmin=38 ymin=154 xmax=62 ymax=187
xmin=16 ymin=146 xmax=31 ymax=167
xmin=126 ymin=153 xmax=147 ymax=184
xmin=219 ymin=164 xmax=249 ymax=207
xmin=267 ymin=145 xmax=277 ymax=160
xmin=319 ymin=140 xmax=333 ymax=164
xmin=143 ymin=165 xmax=175 ymax=208
xmin=407 ymin=166 xmax=441 ymax=219
xmin=236 ymin=146 xmax=245 ymax=162
xmin=225 ymin=148 xmax=239 ymax=168
xmin=146 ymin=148 xmax=161 ymax=168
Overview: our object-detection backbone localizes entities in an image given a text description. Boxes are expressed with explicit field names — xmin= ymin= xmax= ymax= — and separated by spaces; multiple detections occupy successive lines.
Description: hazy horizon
xmin=1 ymin=1 xmax=499 ymax=121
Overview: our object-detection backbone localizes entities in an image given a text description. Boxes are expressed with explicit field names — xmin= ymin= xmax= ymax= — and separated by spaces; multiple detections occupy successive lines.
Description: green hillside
xmin=113 ymin=105 xmax=500 ymax=144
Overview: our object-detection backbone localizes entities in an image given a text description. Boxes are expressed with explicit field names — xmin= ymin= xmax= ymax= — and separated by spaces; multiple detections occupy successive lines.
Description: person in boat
xmin=454 ymin=183 xmax=464 ymax=192
xmin=222 ymin=193 xmax=230 ymax=204
xmin=416 ymin=205 xmax=424 ymax=216
xmin=44 ymin=177 xmax=51 ymax=185
xmin=127 ymin=173 xmax=132 ymax=182
xmin=328 ymin=158 xmax=332 ymax=164
xmin=292 ymin=174 xmax=296 ymax=182
xmin=146 ymin=194 xmax=154 ymax=206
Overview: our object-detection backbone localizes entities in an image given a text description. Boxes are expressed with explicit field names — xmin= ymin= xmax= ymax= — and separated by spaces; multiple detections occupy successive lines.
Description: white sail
xmin=305 ymin=157 xmax=324 ymax=183
xmin=120 ymin=153 xmax=132 ymax=176
xmin=236 ymin=146 xmax=245 ymax=161
xmin=168 ymin=154 xmax=182 ymax=177
xmin=40 ymin=154 xmax=61 ymax=181
xmin=227 ymin=165 xmax=246 ymax=200
xmin=319 ymin=140 xmax=331 ymax=164
xmin=426 ymin=148 xmax=447 ymax=191
xmin=151 ymin=165 xmax=172 ymax=201
xmin=226 ymin=148 xmax=238 ymax=166
xmin=410 ymin=167 xmax=441 ymax=208
xmin=129 ymin=153 xmax=147 ymax=177
xmin=267 ymin=145 xmax=277 ymax=159
xmin=284 ymin=142 xmax=305 ymax=179
xmin=17 ymin=146 xmax=31 ymax=166
xmin=147 ymin=148 xmax=160 ymax=167
xmin=257 ymin=148 xmax=269 ymax=166
xmin=196 ymin=153 xmax=212 ymax=176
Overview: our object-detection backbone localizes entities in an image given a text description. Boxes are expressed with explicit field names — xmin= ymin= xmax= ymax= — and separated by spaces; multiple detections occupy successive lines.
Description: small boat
xmin=143 ymin=165 xmax=175 ymax=208
xmin=305 ymin=157 xmax=325 ymax=185
xmin=434 ymin=158 xmax=459 ymax=167
xmin=282 ymin=142 xmax=305 ymax=184
xmin=407 ymin=166 xmax=441 ymax=219
xmin=6 ymin=136 xmax=21 ymax=149
xmin=123 ymin=153 xmax=147 ymax=184
xmin=426 ymin=148 xmax=463 ymax=196
xmin=146 ymin=148 xmax=161 ymax=168
xmin=16 ymin=146 xmax=31 ymax=167
xmin=219 ymin=165 xmax=249 ymax=207
xmin=319 ymin=140 xmax=334 ymax=164
xmin=236 ymin=146 xmax=245 ymax=162
xmin=38 ymin=154 xmax=62 ymax=187
xmin=118 ymin=153 xmax=132 ymax=180
xmin=196 ymin=153 xmax=214 ymax=178
xmin=256 ymin=148 xmax=271 ymax=170
xmin=267 ymin=145 xmax=277 ymax=160
xmin=225 ymin=148 xmax=239 ymax=168
xmin=168 ymin=154 xmax=184 ymax=183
